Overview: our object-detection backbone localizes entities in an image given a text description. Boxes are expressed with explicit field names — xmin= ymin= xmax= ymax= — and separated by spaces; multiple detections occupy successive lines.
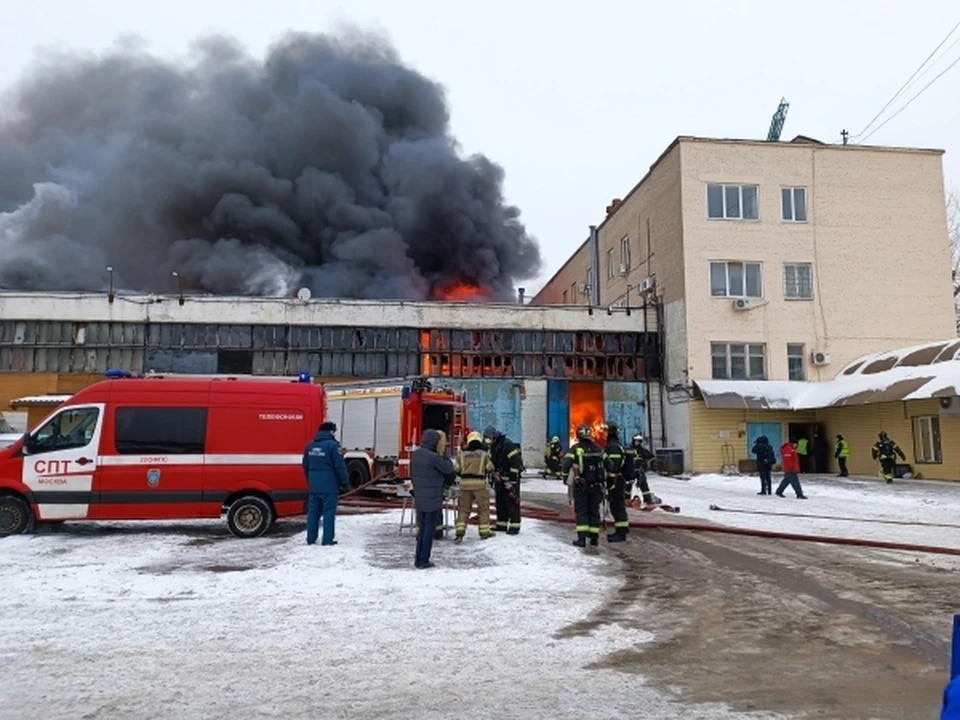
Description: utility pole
xmin=841 ymin=129 xmax=849 ymax=146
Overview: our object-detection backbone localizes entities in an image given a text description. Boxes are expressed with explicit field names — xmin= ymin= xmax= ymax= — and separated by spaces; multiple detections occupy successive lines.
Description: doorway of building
xmin=788 ymin=422 xmax=828 ymax=473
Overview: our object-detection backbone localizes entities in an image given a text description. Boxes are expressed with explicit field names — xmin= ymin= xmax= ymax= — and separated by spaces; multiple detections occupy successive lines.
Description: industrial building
xmin=533 ymin=135 xmax=958 ymax=476
xmin=0 ymin=291 xmax=662 ymax=467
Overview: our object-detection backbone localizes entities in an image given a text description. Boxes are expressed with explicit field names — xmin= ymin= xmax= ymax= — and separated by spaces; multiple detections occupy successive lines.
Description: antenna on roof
xmin=767 ymin=97 xmax=790 ymax=141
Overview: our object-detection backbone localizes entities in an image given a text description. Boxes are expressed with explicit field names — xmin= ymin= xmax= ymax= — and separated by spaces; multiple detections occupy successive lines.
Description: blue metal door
xmin=603 ymin=381 xmax=647 ymax=440
xmin=546 ymin=380 xmax=570 ymax=451
xmin=456 ymin=379 xmax=522 ymax=443
xmin=746 ymin=422 xmax=782 ymax=462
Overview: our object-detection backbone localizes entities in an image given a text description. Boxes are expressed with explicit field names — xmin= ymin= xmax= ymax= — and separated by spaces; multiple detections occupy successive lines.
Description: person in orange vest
xmin=776 ymin=441 xmax=808 ymax=499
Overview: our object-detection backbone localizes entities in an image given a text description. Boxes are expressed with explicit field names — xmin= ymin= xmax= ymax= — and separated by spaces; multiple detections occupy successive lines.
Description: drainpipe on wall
xmin=588 ymin=225 xmax=600 ymax=307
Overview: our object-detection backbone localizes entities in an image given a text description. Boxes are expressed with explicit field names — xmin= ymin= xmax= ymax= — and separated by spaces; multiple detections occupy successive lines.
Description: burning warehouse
xmin=0 ymin=291 xmax=664 ymax=467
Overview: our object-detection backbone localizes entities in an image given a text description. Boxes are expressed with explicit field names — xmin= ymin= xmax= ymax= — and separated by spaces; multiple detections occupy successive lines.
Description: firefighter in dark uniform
xmin=871 ymin=431 xmax=906 ymax=483
xmin=602 ymin=422 xmax=630 ymax=542
xmin=562 ymin=424 xmax=605 ymax=547
xmin=628 ymin=433 xmax=660 ymax=507
xmin=543 ymin=436 xmax=563 ymax=478
xmin=483 ymin=425 xmax=524 ymax=535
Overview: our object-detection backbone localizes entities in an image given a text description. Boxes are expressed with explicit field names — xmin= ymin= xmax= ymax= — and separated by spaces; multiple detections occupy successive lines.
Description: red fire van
xmin=0 ymin=371 xmax=325 ymax=538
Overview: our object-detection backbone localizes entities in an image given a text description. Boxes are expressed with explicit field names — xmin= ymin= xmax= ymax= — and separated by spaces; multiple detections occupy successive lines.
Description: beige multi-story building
xmin=534 ymin=135 xmax=958 ymax=475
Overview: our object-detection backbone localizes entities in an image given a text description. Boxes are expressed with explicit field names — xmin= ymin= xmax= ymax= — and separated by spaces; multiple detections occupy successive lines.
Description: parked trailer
xmin=323 ymin=376 xmax=468 ymax=494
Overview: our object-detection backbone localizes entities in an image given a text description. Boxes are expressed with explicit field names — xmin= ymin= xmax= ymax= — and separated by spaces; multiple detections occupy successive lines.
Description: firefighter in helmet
xmin=602 ymin=421 xmax=630 ymax=542
xmin=454 ymin=430 xmax=495 ymax=541
xmin=543 ymin=436 xmax=563 ymax=478
xmin=483 ymin=425 xmax=524 ymax=535
xmin=562 ymin=424 xmax=605 ymax=547
xmin=871 ymin=430 xmax=906 ymax=483
xmin=628 ymin=433 xmax=661 ymax=507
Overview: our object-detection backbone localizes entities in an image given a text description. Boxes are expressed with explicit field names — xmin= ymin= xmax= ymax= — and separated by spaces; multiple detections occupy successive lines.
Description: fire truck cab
xmin=0 ymin=371 xmax=326 ymax=539
xmin=323 ymin=376 xmax=468 ymax=494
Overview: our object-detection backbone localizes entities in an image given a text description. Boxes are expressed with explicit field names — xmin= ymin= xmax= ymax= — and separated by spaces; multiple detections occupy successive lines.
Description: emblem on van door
xmin=146 ymin=469 xmax=161 ymax=487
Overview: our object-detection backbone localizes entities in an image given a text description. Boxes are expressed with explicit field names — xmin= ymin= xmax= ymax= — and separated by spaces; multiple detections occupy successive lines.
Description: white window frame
xmin=620 ymin=235 xmax=631 ymax=270
xmin=709 ymin=261 xmax=763 ymax=298
xmin=783 ymin=262 xmax=813 ymax=300
xmin=706 ymin=183 xmax=760 ymax=220
xmin=914 ymin=415 xmax=942 ymax=464
xmin=710 ymin=342 xmax=766 ymax=380
xmin=606 ymin=249 xmax=615 ymax=280
xmin=781 ymin=187 xmax=808 ymax=223
xmin=787 ymin=343 xmax=805 ymax=381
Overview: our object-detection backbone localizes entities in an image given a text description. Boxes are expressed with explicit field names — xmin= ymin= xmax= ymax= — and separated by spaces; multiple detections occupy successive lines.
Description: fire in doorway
xmin=569 ymin=382 xmax=606 ymax=446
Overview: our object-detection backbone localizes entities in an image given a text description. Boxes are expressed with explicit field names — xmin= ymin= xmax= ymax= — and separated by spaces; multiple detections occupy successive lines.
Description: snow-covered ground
xmin=1 ymin=512 xmax=783 ymax=720
xmin=522 ymin=471 xmax=960 ymax=569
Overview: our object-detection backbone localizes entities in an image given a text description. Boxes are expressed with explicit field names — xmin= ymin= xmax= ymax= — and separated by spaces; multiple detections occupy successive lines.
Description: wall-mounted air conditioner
xmin=939 ymin=396 xmax=960 ymax=415
xmin=810 ymin=350 xmax=832 ymax=366
xmin=732 ymin=298 xmax=752 ymax=311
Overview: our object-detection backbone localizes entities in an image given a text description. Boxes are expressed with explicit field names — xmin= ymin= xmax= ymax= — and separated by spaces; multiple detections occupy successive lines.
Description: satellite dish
xmin=296 ymin=287 xmax=312 ymax=301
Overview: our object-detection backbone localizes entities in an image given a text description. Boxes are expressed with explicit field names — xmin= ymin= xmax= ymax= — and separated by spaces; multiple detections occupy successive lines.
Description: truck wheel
xmin=346 ymin=459 xmax=370 ymax=490
xmin=0 ymin=495 xmax=33 ymax=537
xmin=226 ymin=496 xmax=274 ymax=539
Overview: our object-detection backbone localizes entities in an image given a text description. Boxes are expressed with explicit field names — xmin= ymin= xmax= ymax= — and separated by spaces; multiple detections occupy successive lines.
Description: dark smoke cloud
xmin=0 ymin=31 xmax=542 ymax=300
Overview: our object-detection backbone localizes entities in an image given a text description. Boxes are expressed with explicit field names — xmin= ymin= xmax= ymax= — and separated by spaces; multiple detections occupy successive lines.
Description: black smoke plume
xmin=0 ymin=31 xmax=542 ymax=300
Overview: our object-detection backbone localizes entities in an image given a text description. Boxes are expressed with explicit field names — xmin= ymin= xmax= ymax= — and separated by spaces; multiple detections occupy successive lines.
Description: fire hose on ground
xmin=336 ymin=492 xmax=960 ymax=558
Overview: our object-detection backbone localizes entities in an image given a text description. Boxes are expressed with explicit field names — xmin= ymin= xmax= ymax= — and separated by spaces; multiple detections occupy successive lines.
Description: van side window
xmin=115 ymin=408 xmax=207 ymax=455
xmin=31 ymin=407 xmax=100 ymax=453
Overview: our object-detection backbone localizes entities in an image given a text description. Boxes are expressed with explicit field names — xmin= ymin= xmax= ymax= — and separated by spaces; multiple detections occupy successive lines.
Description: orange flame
xmin=431 ymin=281 xmax=489 ymax=302
xmin=568 ymin=382 xmax=606 ymax=447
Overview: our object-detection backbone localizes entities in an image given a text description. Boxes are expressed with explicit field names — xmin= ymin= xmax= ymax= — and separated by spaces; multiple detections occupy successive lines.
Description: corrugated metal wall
xmin=546 ymin=380 xmax=570 ymax=451
xmin=603 ymin=381 xmax=648 ymax=440
xmin=454 ymin=379 xmax=523 ymax=444
xmin=520 ymin=380 xmax=547 ymax=467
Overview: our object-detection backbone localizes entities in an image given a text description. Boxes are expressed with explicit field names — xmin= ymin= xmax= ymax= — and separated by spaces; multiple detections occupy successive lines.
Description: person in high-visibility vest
xmin=834 ymin=434 xmax=850 ymax=477
xmin=795 ymin=435 xmax=810 ymax=473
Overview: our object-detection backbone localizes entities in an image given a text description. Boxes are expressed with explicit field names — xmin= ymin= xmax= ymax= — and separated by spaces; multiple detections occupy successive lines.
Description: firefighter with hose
xmin=602 ymin=421 xmax=630 ymax=543
xmin=563 ymin=424 xmax=605 ymax=547
xmin=627 ymin=433 xmax=662 ymax=507
xmin=872 ymin=431 xmax=906 ymax=484
xmin=483 ymin=425 xmax=524 ymax=535
xmin=543 ymin=436 xmax=564 ymax=478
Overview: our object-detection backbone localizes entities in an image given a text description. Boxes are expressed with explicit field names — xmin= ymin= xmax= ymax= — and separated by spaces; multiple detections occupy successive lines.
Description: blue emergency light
xmin=401 ymin=385 xmax=411 ymax=399
xmin=105 ymin=369 xmax=133 ymax=379
xmin=297 ymin=372 xmax=312 ymax=383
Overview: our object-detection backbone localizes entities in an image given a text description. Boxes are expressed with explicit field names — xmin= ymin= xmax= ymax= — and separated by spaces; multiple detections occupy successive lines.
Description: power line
xmin=852 ymin=19 xmax=960 ymax=140
xmin=859 ymin=51 xmax=960 ymax=143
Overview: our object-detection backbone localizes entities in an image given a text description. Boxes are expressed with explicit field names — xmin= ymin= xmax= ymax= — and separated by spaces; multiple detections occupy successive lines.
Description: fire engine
xmin=324 ymin=376 xmax=468 ymax=494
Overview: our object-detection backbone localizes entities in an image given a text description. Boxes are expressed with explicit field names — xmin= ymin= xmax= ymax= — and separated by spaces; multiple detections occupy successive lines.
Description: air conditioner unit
xmin=618 ymin=263 xmax=628 ymax=276
xmin=810 ymin=350 xmax=832 ymax=366
xmin=939 ymin=396 xmax=960 ymax=415
xmin=732 ymin=298 xmax=752 ymax=311
xmin=578 ymin=283 xmax=590 ymax=294
xmin=638 ymin=277 xmax=655 ymax=293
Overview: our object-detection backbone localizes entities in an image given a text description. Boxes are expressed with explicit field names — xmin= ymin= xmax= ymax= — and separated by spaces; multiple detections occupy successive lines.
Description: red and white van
xmin=0 ymin=371 xmax=325 ymax=538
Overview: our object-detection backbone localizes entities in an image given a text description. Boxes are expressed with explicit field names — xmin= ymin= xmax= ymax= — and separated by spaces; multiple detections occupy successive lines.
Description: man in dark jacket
xmin=752 ymin=435 xmax=775 ymax=495
xmin=627 ymin=433 xmax=660 ymax=507
xmin=562 ymin=424 xmax=605 ymax=547
xmin=603 ymin=421 xmax=630 ymax=543
xmin=483 ymin=425 xmax=524 ymax=535
xmin=872 ymin=431 xmax=906 ymax=483
xmin=302 ymin=421 xmax=350 ymax=546
xmin=410 ymin=428 xmax=457 ymax=569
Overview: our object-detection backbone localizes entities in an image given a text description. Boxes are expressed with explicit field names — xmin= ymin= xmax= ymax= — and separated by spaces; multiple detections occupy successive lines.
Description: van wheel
xmin=0 ymin=495 xmax=33 ymax=537
xmin=346 ymin=459 xmax=370 ymax=490
xmin=226 ymin=496 xmax=274 ymax=539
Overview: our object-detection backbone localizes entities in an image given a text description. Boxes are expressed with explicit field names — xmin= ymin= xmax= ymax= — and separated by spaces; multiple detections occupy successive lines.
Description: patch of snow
xmin=634 ymin=472 xmax=960 ymax=570
xmin=0 ymin=512 xmax=781 ymax=720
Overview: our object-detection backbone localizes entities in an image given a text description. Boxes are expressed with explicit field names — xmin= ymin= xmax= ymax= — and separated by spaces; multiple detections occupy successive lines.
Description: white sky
xmin=2 ymin=0 xmax=958 ymax=294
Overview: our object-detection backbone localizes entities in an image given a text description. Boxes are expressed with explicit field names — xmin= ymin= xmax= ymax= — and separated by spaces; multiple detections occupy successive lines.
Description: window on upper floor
xmin=787 ymin=343 xmax=806 ymax=381
xmin=621 ymin=235 xmax=631 ymax=270
xmin=562 ymin=290 xmax=568 ymax=304
xmin=710 ymin=261 xmax=762 ymax=298
xmin=711 ymin=342 xmax=766 ymax=380
xmin=781 ymin=187 xmax=807 ymax=222
xmin=707 ymin=184 xmax=759 ymax=220
xmin=570 ymin=282 xmax=577 ymax=304
xmin=607 ymin=248 xmax=616 ymax=280
xmin=783 ymin=263 xmax=813 ymax=300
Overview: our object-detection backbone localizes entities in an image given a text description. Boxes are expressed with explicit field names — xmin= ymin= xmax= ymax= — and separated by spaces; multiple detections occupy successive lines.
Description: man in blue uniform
xmin=302 ymin=421 xmax=349 ymax=546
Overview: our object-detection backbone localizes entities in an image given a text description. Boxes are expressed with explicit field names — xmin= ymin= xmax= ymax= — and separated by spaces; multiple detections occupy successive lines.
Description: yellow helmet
xmin=466 ymin=431 xmax=483 ymax=445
